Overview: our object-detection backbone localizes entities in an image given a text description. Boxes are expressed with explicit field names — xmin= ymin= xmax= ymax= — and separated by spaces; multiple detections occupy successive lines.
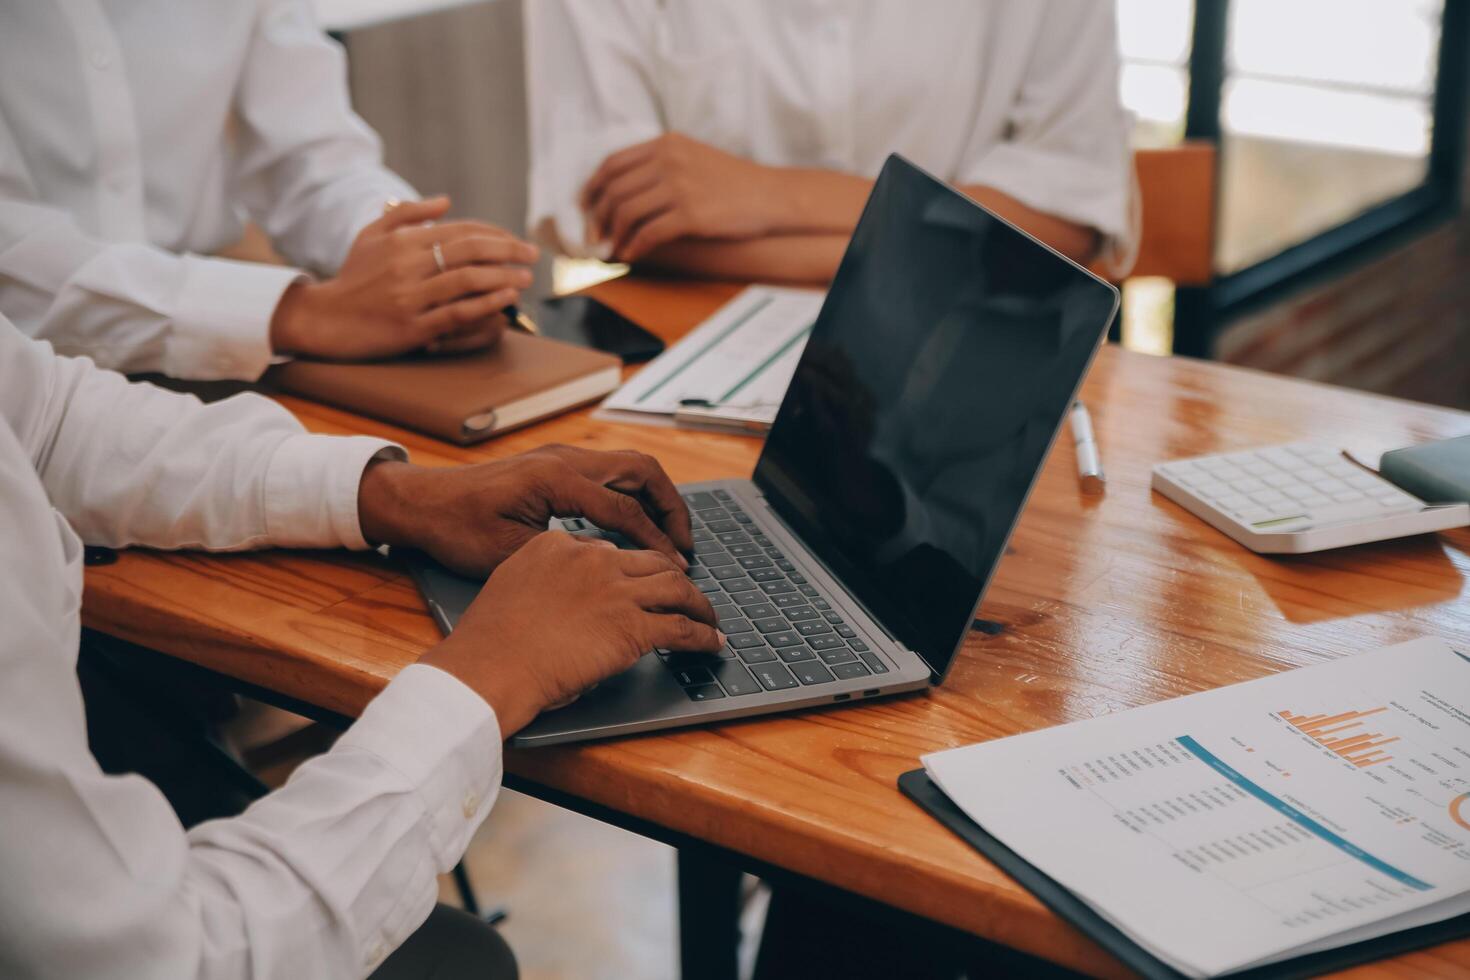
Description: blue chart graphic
xmin=1176 ymin=735 xmax=1433 ymax=892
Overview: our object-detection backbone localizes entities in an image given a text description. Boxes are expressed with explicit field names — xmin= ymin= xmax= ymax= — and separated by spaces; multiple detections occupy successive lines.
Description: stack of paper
xmin=597 ymin=285 xmax=824 ymax=432
xmin=922 ymin=637 xmax=1470 ymax=977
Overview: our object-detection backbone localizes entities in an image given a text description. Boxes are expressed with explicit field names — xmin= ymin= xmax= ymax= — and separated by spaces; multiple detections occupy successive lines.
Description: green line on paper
xmin=719 ymin=323 xmax=813 ymax=403
xmin=635 ymin=294 xmax=774 ymax=404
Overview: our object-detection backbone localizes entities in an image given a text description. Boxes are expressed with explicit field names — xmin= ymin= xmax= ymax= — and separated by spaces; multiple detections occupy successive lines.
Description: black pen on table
xmin=504 ymin=304 xmax=540 ymax=336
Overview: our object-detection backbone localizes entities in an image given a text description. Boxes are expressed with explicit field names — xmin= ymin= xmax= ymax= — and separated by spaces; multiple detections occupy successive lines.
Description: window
xmin=1116 ymin=0 xmax=1197 ymax=354
xmin=1116 ymin=0 xmax=1464 ymax=354
xmin=1216 ymin=0 xmax=1442 ymax=273
xmin=1118 ymin=0 xmax=1195 ymax=148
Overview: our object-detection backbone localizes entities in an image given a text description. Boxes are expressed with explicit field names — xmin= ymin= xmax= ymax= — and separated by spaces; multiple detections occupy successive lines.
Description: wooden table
xmin=85 ymin=278 xmax=1470 ymax=977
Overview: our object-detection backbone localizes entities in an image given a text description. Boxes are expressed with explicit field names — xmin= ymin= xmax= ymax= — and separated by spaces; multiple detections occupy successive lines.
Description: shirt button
xmin=461 ymin=791 xmax=479 ymax=819
xmin=89 ymin=48 xmax=112 ymax=70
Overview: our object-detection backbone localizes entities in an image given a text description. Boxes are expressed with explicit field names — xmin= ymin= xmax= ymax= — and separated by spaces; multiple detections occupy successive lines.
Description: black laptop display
xmin=756 ymin=156 xmax=1119 ymax=680
xmin=413 ymin=155 xmax=1120 ymax=745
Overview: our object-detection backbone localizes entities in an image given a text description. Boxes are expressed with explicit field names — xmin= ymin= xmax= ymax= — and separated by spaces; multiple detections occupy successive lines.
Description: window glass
xmin=1118 ymin=0 xmax=1196 ymax=147
xmin=1216 ymin=0 xmax=1442 ymax=272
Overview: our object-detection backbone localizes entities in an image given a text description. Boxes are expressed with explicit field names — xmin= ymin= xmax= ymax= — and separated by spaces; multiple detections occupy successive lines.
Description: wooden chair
xmin=1126 ymin=141 xmax=1217 ymax=285
xmin=1092 ymin=141 xmax=1217 ymax=352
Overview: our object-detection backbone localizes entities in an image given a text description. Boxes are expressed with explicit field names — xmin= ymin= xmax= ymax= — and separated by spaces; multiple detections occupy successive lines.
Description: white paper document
xmin=597 ymin=285 xmax=824 ymax=430
xmin=923 ymin=637 xmax=1470 ymax=977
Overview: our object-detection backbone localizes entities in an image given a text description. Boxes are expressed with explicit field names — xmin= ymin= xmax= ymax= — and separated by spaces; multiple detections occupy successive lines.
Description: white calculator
xmin=1152 ymin=443 xmax=1470 ymax=554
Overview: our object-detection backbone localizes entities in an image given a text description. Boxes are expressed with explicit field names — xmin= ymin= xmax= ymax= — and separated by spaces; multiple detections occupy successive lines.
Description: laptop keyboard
xmin=559 ymin=489 xmax=890 ymax=702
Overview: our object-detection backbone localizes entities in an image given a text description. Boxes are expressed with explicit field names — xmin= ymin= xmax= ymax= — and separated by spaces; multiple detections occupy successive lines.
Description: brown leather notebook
xmin=265 ymin=332 xmax=622 ymax=445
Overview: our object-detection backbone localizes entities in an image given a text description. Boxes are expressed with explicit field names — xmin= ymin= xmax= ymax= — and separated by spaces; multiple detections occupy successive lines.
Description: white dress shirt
xmin=526 ymin=0 xmax=1137 ymax=267
xmin=0 ymin=319 xmax=503 ymax=979
xmin=0 ymin=0 xmax=416 ymax=381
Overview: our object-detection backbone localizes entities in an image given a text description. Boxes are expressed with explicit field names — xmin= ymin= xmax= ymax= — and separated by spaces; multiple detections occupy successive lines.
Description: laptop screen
xmin=754 ymin=156 xmax=1119 ymax=681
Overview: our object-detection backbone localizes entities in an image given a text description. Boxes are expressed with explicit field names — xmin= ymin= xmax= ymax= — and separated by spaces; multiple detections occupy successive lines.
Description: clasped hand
xmin=271 ymin=195 xmax=539 ymax=360
xmin=580 ymin=133 xmax=782 ymax=263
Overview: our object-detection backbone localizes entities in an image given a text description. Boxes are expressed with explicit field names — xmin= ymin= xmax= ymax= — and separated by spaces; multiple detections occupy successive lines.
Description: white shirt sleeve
xmin=525 ymin=0 xmax=664 ymax=256
xmin=0 ymin=323 xmax=401 ymax=551
xmin=955 ymin=0 xmax=1137 ymax=266
xmin=0 ymin=316 xmax=502 ymax=978
xmin=0 ymin=628 xmax=500 ymax=980
xmin=229 ymin=0 xmax=418 ymax=275
xmin=0 ymin=117 xmax=303 ymax=381
xmin=0 ymin=0 xmax=418 ymax=382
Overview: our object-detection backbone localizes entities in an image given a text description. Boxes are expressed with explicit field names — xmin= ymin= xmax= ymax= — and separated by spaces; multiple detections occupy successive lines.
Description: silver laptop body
xmin=412 ymin=154 xmax=1119 ymax=747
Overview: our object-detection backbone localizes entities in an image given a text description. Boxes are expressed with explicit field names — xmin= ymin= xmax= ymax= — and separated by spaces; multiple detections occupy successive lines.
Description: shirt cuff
xmin=337 ymin=663 xmax=503 ymax=867
xmin=263 ymin=434 xmax=405 ymax=549
xmin=170 ymin=256 xmax=305 ymax=381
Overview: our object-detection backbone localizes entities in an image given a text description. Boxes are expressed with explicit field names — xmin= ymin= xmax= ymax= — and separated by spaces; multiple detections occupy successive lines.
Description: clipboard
xmin=898 ymin=769 xmax=1470 ymax=979
xmin=596 ymin=285 xmax=822 ymax=434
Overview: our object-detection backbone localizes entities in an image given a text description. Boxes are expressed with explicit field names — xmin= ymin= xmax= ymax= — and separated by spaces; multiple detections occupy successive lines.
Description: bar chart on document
xmin=923 ymin=638 xmax=1470 ymax=974
xmin=1047 ymin=643 xmax=1470 ymax=929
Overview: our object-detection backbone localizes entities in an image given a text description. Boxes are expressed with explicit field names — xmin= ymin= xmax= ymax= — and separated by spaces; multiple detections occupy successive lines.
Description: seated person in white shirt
xmin=526 ymin=0 xmax=1135 ymax=284
xmin=0 ymin=318 xmax=723 ymax=979
xmin=0 ymin=1 xmax=537 ymax=381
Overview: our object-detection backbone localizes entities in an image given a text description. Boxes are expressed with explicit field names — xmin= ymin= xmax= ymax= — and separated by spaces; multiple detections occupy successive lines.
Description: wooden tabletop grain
xmin=83 ymin=277 xmax=1470 ymax=977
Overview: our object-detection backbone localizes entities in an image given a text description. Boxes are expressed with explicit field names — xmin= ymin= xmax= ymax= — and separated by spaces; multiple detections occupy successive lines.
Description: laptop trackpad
xmin=519 ymin=653 xmax=693 ymax=740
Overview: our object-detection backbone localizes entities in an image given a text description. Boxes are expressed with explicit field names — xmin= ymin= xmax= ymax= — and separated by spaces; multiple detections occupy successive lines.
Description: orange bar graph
xmin=1278 ymin=708 xmax=1395 ymax=766
xmin=1313 ymin=721 xmax=1367 ymax=737
xmin=1310 ymin=708 xmax=1384 ymax=732
xmin=1324 ymin=734 xmax=1377 ymax=752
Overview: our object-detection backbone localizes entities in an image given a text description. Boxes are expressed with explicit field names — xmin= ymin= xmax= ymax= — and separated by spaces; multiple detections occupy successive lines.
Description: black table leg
xmin=678 ymin=846 xmax=744 ymax=980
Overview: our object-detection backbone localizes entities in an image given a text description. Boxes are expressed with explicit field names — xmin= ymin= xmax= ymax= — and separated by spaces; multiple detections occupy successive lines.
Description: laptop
xmin=412 ymin=154 xmax=1120 ymax=747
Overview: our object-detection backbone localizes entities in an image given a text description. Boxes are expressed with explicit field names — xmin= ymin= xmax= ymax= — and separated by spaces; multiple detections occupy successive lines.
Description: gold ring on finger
xmin=431 ymin=240 xmax=447 ymax=274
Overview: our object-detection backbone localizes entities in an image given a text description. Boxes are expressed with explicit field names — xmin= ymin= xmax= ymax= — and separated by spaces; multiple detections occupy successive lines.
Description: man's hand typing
xmin=418 ymin=533 xmax=722 ymax=734
xmin=356 ymin=444 xmax=695 ymax=577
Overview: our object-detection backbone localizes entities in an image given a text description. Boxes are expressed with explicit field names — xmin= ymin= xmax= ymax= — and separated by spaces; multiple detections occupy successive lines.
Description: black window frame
xmin=1173 ymin=0 xmax=1470 ymax=356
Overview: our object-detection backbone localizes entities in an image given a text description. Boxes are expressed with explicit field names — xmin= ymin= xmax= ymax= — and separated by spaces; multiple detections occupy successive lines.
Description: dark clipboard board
xmin=898 ymin=769 xmax=1470 ymax=979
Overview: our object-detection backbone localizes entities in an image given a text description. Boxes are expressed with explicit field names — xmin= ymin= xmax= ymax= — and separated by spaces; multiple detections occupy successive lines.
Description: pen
xmin=1070 ymin=400 xmax=1105 ymax=495
xmin=504 ymin=304 xmax=540 ymax=336
xmin=673 ymin=400 xmax=772 ymax=434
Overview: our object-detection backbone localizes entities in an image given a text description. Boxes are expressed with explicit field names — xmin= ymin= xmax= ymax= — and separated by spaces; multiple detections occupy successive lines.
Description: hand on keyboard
xmin=565 ymin=489 xmax=892 ymax=702
xmin=419 ymin=532 xmax=721 ymax=734
xmin=357 ymin=443 xmax=693 ymax=577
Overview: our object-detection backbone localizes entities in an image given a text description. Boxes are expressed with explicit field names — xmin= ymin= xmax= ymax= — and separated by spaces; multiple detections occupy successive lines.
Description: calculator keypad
xmin=1157 ymin=443 xmax=1421 ymax=531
